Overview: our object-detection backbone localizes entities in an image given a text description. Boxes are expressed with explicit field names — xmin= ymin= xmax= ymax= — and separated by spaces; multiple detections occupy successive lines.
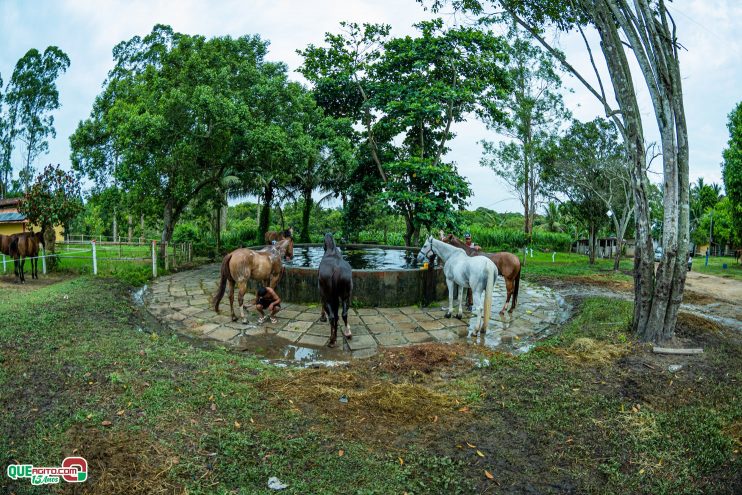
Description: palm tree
xmin=543 ymin=201 xmax=564 ymax=233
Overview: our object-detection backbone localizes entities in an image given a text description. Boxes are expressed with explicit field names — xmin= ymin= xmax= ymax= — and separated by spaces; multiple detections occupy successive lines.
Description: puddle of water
xmin=132 ymin=284 xmax=148 ymax=306
xmin=235 ymin=333 xmax=349 ymax=368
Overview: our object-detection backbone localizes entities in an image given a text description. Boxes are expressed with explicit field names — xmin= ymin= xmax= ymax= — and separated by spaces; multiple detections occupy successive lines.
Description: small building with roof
xmin=0 ymin=197 xmax=64 ymax=240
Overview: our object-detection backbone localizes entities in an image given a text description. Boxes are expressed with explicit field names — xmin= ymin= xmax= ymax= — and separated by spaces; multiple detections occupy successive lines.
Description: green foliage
xmin=18 ymin=164 xmax=82 ymax=245
xmin=300 ymin=19 xmax=510 ymax=245
xmin=71 ymin=25 xmax=282 ymax=249
xmin=480 ymin=22 xmax=568 ymax=233
xmin=722 ymin=101 xmax=742 ymax=245
xmin=3 ymin=46 xmax=70 ymax=191
xmin=466 ymin=225 xmax=571 ymax=251
xmin=693 ymin=197 xmax=736 ymax=247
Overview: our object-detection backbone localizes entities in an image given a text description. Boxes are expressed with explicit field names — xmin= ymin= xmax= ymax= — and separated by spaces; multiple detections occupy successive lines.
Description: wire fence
xmin=1 ymin=239 xmax=193 ymax=278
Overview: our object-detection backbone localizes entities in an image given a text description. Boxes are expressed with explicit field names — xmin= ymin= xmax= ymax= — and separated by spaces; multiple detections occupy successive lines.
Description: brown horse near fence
xmin=213 ymin=237 xmax=294 ymax=323
xmin=440 ymin=232 xmax=521 ymax=314
xmin=11 ymin=231 xmax=45 ymax=282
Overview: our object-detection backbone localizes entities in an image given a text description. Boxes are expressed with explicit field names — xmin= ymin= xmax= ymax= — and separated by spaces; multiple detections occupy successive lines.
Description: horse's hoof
xmin=242 ymin=319 xmax=248 ymax=325
xmin=231 ymin=316 xmax=238 ymax=322
xmin=328 ymin=340 xmax=336 ymax=348
xmin=456 ymin=314 xmax=462 ymax=320
xmin=499 ymin=310 xmax=505 ymax=315
xmin=508 ymin=308 xmax=515 ymax=314
xmin=320 ymin=315 xmax=327 ymax=322
xmin=445 ymin=312 xmax=452 ymax=319
xmin=343 ymin=329 xmax=352 ymax=340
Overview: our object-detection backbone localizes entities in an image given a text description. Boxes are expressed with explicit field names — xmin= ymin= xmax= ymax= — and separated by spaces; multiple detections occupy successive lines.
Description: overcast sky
xmin=1 ymin=0 xmax=739 ymax=213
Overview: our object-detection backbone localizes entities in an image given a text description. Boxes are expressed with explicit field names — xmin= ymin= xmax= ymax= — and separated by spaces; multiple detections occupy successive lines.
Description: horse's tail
xmin=213 ymin=252 xmax=233 ymax=312
xmin=36 ymin=231 xmax=45 ymax=248
xmin=482 ymin=261 xmax=495 ymax=332
xmin=511 ymin=263 xmax=521 ymax=310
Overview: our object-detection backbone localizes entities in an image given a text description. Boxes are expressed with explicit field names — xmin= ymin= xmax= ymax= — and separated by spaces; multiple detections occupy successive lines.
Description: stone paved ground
xmin=144 ymin=264 xmax=568 ymax=360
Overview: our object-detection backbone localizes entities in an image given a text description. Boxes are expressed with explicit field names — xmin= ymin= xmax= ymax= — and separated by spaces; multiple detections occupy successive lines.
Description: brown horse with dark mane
xmin=441 ymin=232 xmax=521 ymax=314
xmin=9 ymin=231 xmax=45 ymax=282
xmin=264 ymin=227 xmax=293 ymax=244
xmin=318 ymin=233 xmax=353 ymax=347
xmin=213 ymin=237 xmax=294 ymax=323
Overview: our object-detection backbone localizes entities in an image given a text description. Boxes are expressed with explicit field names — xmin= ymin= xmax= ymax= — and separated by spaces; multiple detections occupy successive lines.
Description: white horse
xmin=417 ymin=236 xmax=497 ymax=334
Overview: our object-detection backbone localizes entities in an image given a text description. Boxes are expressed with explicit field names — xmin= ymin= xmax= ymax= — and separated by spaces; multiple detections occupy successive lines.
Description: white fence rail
xmin=1 ymin=239 xmax=193 ymax=278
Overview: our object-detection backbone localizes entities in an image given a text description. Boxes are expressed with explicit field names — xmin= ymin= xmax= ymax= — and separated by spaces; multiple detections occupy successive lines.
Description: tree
xmin=72 ymin=25 xmax=273 ymax=258
xmin=18 ymin=165 xmax=82 ymax=261
xmin=557 ymin=118 xmax=633 ymax=270
xmin=5 ymin=47 xmax=70 ymax=192
xmin=432 ymin=0 xmax=692 ymax=343
xmin=480 ymin=23 xmax=569 ymax=237
xmin=722 ymin=101 xmax=742 ymax=249
xmin=542 ymin=202 xmax=564 ymax=233
xmin=300 ymin=19 xmax=510 ymax=245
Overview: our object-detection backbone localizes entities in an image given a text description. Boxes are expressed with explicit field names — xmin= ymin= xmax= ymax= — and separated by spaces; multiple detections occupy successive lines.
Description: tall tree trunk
xmin=258 ymin=183 xmax=273 ymax=243
xmin=220 ymin=191 xmax=228 ymax=232
xmin=411 ymin=227 xmax=421 ymax=248
xmin=140 ymin=213 xmax=145 ymax=240
xmin=588 ymin=223 xmax=597 ymax=265
xmin=127 ymin=214 xmax=133 ymax=243
xmin=160 ymin=199 xmax=176 ymax=260
xmin=301 ymin=186 xmax=312 ymax=243
xmin=214 ymin=204 xmax=221 ymax=256
xmin=403 ymin=215 xmax=414 ymax=247
xmin=112 ymin=206 xmax=118 ymax=242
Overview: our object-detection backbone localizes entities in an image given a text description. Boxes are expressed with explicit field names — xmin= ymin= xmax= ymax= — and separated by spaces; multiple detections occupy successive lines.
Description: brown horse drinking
xmin=441 ymin=232 xmax=521 ymax=314
xmin=264 ymin=227 xmax=293 ymax=244
xmin=213 ymin=237 xmax=294 ymax=323
xmin=10 ymin=231 xmax=45 ymax=282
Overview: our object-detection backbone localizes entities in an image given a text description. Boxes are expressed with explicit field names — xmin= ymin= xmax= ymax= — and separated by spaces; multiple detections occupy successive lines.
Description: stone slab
xmin=298 ymin=334 xmax=329 ymax=347
xmin=375 ymin=333 xmax=408 ymax=346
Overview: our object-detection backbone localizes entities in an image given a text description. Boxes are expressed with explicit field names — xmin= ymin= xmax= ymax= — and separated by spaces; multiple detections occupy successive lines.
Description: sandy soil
xmin=684 ymin=270 xmax=742 ymax=304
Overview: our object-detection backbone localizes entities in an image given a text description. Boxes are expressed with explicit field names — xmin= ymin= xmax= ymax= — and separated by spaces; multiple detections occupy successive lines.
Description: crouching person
xmin=256 ymin=286 xmax=281 ymax=324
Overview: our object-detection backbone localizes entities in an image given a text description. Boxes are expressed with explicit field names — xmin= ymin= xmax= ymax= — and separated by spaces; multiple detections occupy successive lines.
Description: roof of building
xmin=0 ymin=198 xmax=22 ymax=208
xmin=0 ymin=212 xmax=26 ymax=223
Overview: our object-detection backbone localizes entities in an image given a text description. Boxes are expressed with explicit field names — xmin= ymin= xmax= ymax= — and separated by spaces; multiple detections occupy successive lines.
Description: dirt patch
xmin=682 ymin=289 xmax=717 ymax=305
xmin=551 ymin=337 xmax=630 ymax=365
xmin=685 ymin=270 xmax=742 ymax=304
xmin=374 ymin=343 xmax=482 ymax=374
xmin=0 ymin=273 xmax=71 ymax=290
xmin=61 ymin=426 xmax=184 ymax=495
xmin=566 ymin=275 xmax=633 ymax=291
xmin=264 ymin=368 xmax=456 ymax=425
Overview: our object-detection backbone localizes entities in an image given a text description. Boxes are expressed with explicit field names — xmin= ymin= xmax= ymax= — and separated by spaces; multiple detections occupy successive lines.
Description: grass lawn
xmin=1 ymin=276 xmax=739 ymax=494
xmin=692 ymin=255 xmax=742 ymax=280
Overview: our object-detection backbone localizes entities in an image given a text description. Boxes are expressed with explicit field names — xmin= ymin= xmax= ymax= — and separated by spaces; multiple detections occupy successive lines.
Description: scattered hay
xmin=675 ymin=312 xmax=722 ymax=337
xmin=265 ymin=368 xmax=456 ymax=424
xmin=723 ymin=418 xmax=742 ymax=447
xmin=376 ymin=343 xmax=470 ymax=374
xmin=554 ymin=337 xmax=629 ymax=365
xmin=64 ymin=426 xmax=184 ymax=495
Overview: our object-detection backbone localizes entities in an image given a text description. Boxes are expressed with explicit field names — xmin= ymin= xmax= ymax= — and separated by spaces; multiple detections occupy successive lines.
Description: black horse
xmin=318 ymin=233 xmax=353 ymax=347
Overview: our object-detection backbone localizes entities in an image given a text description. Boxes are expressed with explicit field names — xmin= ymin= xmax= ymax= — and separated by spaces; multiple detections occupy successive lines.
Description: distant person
xmin=464 ymin=233 xmax=481 ymax=252
xmin=255 ymin=286 xmax=281 ymax=323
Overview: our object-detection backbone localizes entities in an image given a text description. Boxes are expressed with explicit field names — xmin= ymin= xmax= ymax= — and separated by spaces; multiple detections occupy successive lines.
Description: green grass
xmin=692 ymin=255 xmax=742 ymax=280
xmin=1 ymin=278 xmax=738 ymax=494
xmin=494 ymin=250 xmax=635 ymax=282
xmin=0 ymin=277 xmax=475 ymax=494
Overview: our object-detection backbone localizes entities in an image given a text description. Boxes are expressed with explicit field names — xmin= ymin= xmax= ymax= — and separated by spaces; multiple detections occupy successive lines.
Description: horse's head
xmin=417 ymin=236 xmax=435 ymax=264
xmin=284 ymin=236 xmax=294 ymax=261
xmin=275 ymin=237 xmax=294 ymax=261
xmin=323 ymin=233 xmax=336 ymax=254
